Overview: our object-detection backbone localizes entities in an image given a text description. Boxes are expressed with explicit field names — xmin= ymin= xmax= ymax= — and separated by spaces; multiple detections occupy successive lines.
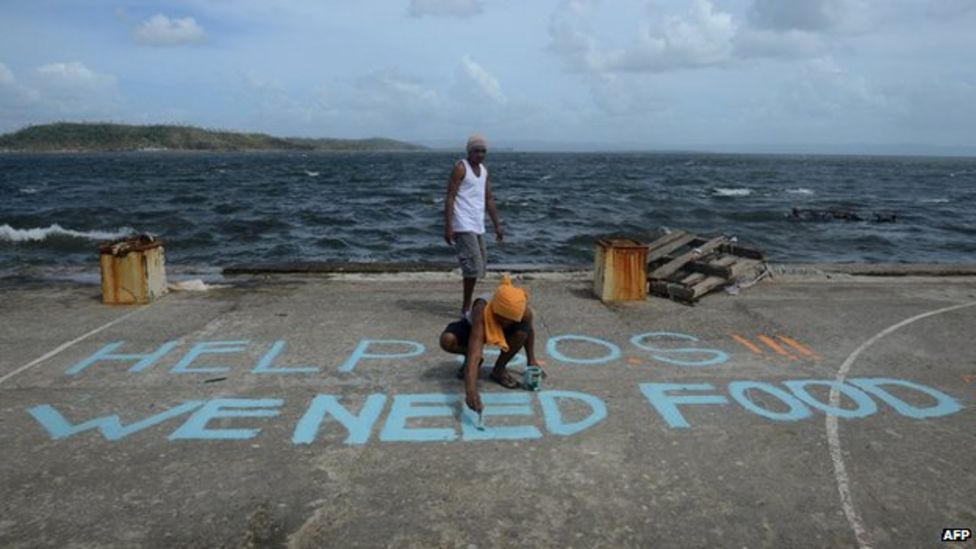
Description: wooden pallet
xmin=646 ymin=230 xmax=767 ymax=303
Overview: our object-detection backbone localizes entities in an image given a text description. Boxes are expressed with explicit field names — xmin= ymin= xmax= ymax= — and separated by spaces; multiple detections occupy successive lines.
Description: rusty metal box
xmin=99 ymin=235 xmax=168 ymax=305
xmin=594 ymin=239 xmax=648 ymax=302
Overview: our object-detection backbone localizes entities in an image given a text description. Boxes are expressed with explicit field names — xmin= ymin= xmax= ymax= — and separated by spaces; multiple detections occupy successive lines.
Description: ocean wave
xmin=0 ymin=223 xmax=135 ymax=243
xmin=786 ymin=188 xmax=814 ymax=195
xmin=921 ymin=198 xmax=950 ymax=203
xmin=19 ymin=187 xmax=39 ymax=195
xmin=712 ymin=187 xmax=752 ymax=197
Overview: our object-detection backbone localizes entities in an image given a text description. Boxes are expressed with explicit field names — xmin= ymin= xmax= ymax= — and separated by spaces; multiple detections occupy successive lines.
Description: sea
xmin=1 ymin=151 xmax=974 ymax=279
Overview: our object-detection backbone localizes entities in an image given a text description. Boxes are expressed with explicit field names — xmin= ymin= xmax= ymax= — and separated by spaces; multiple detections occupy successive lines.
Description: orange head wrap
xmin=482 ymin=275 xmax=528 ymax=352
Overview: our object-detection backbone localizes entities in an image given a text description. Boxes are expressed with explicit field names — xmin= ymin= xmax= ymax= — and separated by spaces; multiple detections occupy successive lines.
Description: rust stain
xmin=597 ymin=240 xmax=647 ymax=301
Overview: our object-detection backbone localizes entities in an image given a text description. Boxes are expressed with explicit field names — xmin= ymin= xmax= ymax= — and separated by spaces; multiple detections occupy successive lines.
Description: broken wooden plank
xmin=689 ymin=275 xmax=732 ymax=300
xmin=649 ymin=236 xmax=728 ymax=280
xmin=650 ymin=280 xmax=695 ymax=301
xmin=727 ymin=258 xmax=764 ymax=280
xmin=686 ymin=255 xmax=738 ymax=278
xmin=719 ymin=243 xmax=766 ymax=260
xmin=647 ymin=232 xmax=697 ymax=263
xmin=680 ymin=272 xmax=707 ymax=286
xmin=646 ymin=230 xmax=688 ymax=252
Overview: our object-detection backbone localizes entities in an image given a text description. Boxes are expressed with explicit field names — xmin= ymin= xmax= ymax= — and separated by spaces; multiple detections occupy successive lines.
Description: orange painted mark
xmin=626 ymin=357 xmax=642 ymax=365
xmin=757 ymin=334 xmax=796 ymax=360
xmin=536 ymin=359 xmax=546 ymax=366
xmin=777 ymin=335 xmax=818 ymax=358
xmin=730 ymin=334 xmax=763 ymax=355
xmin=963 ymin=374 xmax=976 ymax=383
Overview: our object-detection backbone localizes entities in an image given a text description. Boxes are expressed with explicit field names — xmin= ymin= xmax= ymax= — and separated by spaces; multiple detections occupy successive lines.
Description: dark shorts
xmin=443 ymin=316 xmax=531 ymax=349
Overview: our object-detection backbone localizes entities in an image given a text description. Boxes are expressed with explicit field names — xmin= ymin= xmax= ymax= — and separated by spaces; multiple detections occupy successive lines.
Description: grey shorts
xmin=454 ymin=232 xmax=487 ymax=278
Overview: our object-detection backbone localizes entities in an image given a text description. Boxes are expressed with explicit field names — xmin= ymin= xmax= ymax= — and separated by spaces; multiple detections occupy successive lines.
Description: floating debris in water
xmin=789 ymin=208 xmax=896 ymax=223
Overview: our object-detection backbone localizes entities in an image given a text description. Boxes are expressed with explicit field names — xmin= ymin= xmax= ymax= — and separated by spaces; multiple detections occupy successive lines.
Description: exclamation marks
xmin=730 ymin=334 xmax=819 ymax=362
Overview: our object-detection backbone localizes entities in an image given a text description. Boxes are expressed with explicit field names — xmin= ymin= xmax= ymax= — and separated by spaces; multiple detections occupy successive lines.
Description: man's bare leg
xmin=462 ymin=277 xmax=477 ymax=316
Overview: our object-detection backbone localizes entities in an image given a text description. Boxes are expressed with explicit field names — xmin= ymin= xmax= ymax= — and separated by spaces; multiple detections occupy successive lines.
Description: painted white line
xmin=0 ymin=304 xmax=154 ymax=387
xmin=827 ymin=301 xmax=976 ymax=549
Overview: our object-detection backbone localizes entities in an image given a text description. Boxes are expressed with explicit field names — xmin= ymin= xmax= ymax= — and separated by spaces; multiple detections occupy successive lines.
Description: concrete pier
xmin=1 ymin=266 xmax=974 ymax=548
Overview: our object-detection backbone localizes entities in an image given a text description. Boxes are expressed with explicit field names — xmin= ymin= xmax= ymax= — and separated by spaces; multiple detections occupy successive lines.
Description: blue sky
xmin=1 ymin=0 xmax=974 ymax=152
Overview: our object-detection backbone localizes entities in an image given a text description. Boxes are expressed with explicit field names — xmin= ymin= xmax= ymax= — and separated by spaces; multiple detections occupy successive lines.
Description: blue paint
xmin=538 ymin=390 xmax=607 ymax=435
xmin=728 ymin=381 xmax=812 ymax=421
xmin=849 ymin=378 xmax=963 ymax=419
xmin=546 ymin=334 xmax=621 ymax=365
xmin=379 ymin=394 xmax=457 ymax=442
xmin=169 ymin=399 xmax=282 ymax=440
xmin=292 ymin=394 xmax=387 ymax=445
xmin=252 ymin=340 xmax=320 ymax=374
xmin=27 ymin=401 xmax=203 ymax=441
xmin=638 ymin=383 xmax=729 ymax=429
xmin=338 ymin=339 xmax=426 ymax=373
xmin=783 ymin=380 xmax=878 ymax=418
xmin=170 ymin=341 xmax=249 ymax=374
xmin=66 ymin=341 xmax=179 ymax=375
xmin=629 ymin=332 xmax=729 ymax=367
xmin=461 ymin=393 xmax=542 ymax=441
xmin=455 ymin=348 xmax=527 ymax=367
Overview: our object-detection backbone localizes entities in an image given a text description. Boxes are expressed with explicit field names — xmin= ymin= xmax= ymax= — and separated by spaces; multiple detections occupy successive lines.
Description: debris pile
xmin=646 ymin=230 xmax=768 ymax=304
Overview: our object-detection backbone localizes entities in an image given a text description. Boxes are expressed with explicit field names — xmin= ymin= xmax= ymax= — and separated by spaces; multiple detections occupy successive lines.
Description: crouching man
xmin=439 ymin=275 xmax=544 ymax=413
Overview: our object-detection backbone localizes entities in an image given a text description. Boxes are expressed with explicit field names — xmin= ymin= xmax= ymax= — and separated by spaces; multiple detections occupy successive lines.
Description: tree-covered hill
xmin=0 ymin=123 xmax=428 ymax=152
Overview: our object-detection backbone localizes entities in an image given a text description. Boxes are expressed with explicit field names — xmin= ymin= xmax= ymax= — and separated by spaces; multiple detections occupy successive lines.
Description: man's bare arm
xmin=522 ymin=307 xmax=537 ymax=364
xmin=464 ymin=302 xmax=487 ymax=412
xmin=444 ymin=162 xmax=465 ymax=245
xmin=485 ymin=175 xmax=503 ymax=242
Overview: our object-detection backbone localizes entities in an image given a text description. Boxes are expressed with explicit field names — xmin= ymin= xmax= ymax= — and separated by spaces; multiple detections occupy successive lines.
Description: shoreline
xmin=4 ymin=262 xmax=976 ymax=288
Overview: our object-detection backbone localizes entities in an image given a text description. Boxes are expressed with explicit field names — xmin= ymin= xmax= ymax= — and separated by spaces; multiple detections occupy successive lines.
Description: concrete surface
xmin=1 ymin=268 xmax=974 ymax=548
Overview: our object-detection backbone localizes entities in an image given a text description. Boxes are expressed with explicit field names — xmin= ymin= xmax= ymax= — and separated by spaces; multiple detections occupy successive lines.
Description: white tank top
xmin=452 ymin=159 xmax=487 ymax=234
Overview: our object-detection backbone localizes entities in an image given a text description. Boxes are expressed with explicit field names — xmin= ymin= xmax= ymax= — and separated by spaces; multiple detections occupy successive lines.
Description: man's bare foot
xmin=489 ymin=368 xmax=520 ymax=389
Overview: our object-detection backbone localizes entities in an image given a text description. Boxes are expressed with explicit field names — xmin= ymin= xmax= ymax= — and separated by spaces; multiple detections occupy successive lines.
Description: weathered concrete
xmin=1 ymin=269 xmax=974 ymax=548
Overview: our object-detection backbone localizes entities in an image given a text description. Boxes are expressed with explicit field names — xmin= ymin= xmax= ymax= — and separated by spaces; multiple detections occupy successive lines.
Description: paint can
xmin=523 ymin=366 xmax=543 ymax=391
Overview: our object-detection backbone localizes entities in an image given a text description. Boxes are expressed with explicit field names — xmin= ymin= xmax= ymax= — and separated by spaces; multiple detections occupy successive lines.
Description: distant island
xmin=0 ymin=122 xmax=428 ymax=152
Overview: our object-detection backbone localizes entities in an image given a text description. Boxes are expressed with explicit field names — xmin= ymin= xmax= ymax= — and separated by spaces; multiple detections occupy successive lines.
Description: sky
xmin=1 ymin=0 xmax=974 ymax=153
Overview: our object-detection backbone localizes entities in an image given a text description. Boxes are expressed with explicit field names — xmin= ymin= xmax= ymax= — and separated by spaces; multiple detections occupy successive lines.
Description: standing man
xmin=444 ymin=134 xmax=504 ymax=318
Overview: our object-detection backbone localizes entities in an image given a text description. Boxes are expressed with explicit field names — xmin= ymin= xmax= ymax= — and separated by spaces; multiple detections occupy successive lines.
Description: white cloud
xmin=0 ymin=62 xmax=122 ymax=129
xmin=0 ymin=62 xmax=40 ymax=115
xmin=454 ymin=56 xmax=507 ymax=105
xmin=609 ymin=0 xmax=738 ymax=71
xmin=778 ymin=57 xmax=891 ymax=120
xmin=0 ymin=63 xmax=15 ymax=86
xmin=748 ymin=0 xmax=877 ymax=33
xmin=352 ymin=69 xmax=441 ymax=118
xmin=548 ymin=0 xmax=741 ymax=73
xmin=237 ymin=72 xmax=337 ymax=128
xmin=131 ymin=14 xmax=207 ymax=47
xmin=34 ymin=62 xmax=116 ymax=93
xmin=408 ymin=0 xmax=484 ymax=18
xmin=735 ymin=28 xmax=828 ymax=58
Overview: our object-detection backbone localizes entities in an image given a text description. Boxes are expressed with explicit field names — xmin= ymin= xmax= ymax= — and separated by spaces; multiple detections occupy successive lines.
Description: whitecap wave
xmin=786 ymin=188 xmax=814 ymax=195
xmin=712 ymin=187 xmax=752 ymax=197
xmin=305 ymin=170 xmax=320 ymax=177
xmin=19 ymin=187 xmax=39 ymax=194
xmin=921 ymin=198 xmax=950 ymax=203
xmin=0 ymin=224 xmax=135 ymax=243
